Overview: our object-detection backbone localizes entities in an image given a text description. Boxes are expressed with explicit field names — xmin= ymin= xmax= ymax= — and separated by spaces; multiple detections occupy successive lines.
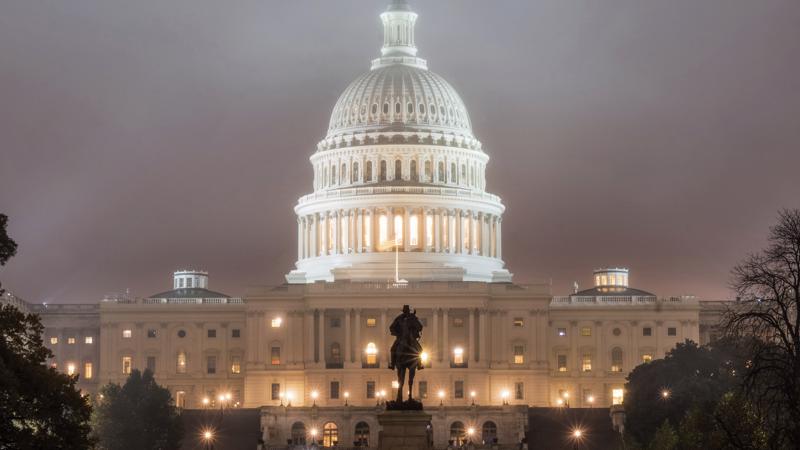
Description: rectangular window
xmin=643 ymin=327 xmax=652 ymax=336
xmin=207 ymin=356 xmax=216 ymax=374
xmin=513 ymin=318 xmax=524 ymax=327
xmin=50 ymin=337 xmax=58 ymax=345
xmin=515 ymin=382 xmax=524 ymax=400
xmin=581 ymin=327 xmax=592 ymax=336
xmin=453 ymin=318 xmax=464 ymax=327
xmin=582 ymin=354 xmax=592 ymax=372
xmin=642 ymin=354 xmax=653 ymax=363
xmin=271 ymin=383 xmax=281 ymax=400
xmin=409 ymin=215 xmax=419 ymax=246
xmin=667 ymin=327 xmax=677 ymax=336
xmin=207 ymin=329 xmax=216 ymax=338
xmin=85 ymin=336 xmax=93 ymax=344
xmin=453 ymin=347 xmax=465 ymax=365
xmin=271 ymin=346 xmax=281 ymax=365
xmin=175 ymin=391 xmax=185 ymax=408
xmin=176 ymin=353 xmax=187 ymax=374
xmin=366 ymin=318 xmax=376 ymax=327
xmin=84 ymin=362 xmax=93 ymax=379
xmin=418 ymin=381 xmax=428 ymax=399
xmin=67 ymin=363 xmax=76 ymax=375
xmin=232 ymin=328 xmax=241 ymax=338
xmin=514 ymin=345 xmax=525 ymax=365
xmin=330 ymin=318 xmax=341 ymax=328
xmin=612 ymin=388 xmax=624 ymax=405
xmin=557 ymin=327 xmax=567 ymax=337
xmin=67 ymin=337 xmax=75 ymax=344
xmin=231 ymin=356 xmax=241 ymax=374
xmin=557 ymin=354 xmax=568 ymax=372
xmin=425 ymin=215 xmax=434 ymax=247
xmin=366 ymin=381 xmax=376 ymax=399
xmin=330 ymin=381 xmax=340 ymax=399
xmin=146 ymin=356 xmax=156 ymax=373
xmin=147 ymin=329 xmax=157 ymax=338
xmin=271 ymin=318 xmax=282 ymax=328
xmin=122 ymin=356 xmax=132 ymax=374
xmin=454 ymin=380 xmax=464 ymax=399
xmin=122 ymin=329 xmax=132 ymax=338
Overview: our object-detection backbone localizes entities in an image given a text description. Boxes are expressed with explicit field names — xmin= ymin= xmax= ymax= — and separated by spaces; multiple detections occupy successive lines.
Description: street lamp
xmin=344 ymin=391 xmax=350 ymax=406
xmin=310 ymin=428 xmax=318 ymax=445
xmin=311 ymin=390 xmax=319 ymax=406
xmin=202 ymin=397 xmax=210 ymax=407
xmin=420 ymin=351 xmax=429 ymax=366
xmin=467 ymin=427 xmax=475 ymax=444
xmin=470 ymin=391 xmax=477 ymax=406
xmin=556 ymin=398 xmax=564 ymax=407
xmin=661 ymin=389 xmax=671 ymax=399
xmin=286 ymin=391 xmax=294 ymax=407
xmin=201 ymin=428 xmax=215 ymax=449
xmin=587 ymin=395 xmax=595 ymax=408
xmin=501 ymin=390 xmax=510 ymax=405
xmin=570 ymin=428 xmax=584 ymax=449
xmin=279 ymin=392 xmax=284 ymax=406
xmin=438 ymin=390 xmax=445 ymax=406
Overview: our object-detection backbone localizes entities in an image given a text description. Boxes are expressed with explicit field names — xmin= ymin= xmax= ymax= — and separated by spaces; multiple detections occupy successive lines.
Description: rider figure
xmin=388 ymin=305 xmax=424 ymax=370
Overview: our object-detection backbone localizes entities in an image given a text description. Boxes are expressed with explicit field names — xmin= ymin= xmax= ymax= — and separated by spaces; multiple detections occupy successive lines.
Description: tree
xmin=0 ymin=304 xmax=94 ymax=449
xmin=93 ymin=369 xmax=183 ymax=450
xmin=0 ymin=213 xmax=18 ymax=294
xmin=648 ymin=420 xmax=678 ymax=450
xmin=725 ymin=209 xmax=800 ymax=448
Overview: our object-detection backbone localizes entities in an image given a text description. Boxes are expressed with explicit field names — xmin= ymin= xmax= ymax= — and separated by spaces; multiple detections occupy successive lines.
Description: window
xmin=67 ymin=337 xmax=75 ymax=344
xmin=330 ymin=317 xmax=341 ymax=328
xmin=147 ymin=329 xmax=157 ymax=338
xmin=668 ymin=327 xmax=677 ymax=336
xmin=366 ymin=381 xmax=376 ymax=399
xmin=323 ymin=422 xmax=338 ymax=447
xmin=612 ymin=388 xmax=624 ymax=405
xmin=424 ymin=160 xmax=431 ymax=182
xmin=122 ymin=356 xmax=132 ymax=374
xmin=50 ymin=337 xmax=58 ymax=345
xmin=366 ymin=317 xmax=377 ymax=327
xmin=453 ymin=318 xmax=464 ymax=327
xmin=438 ymin=161 xmax=445 ymax=181
xmin=67 ymin=363 xmax=76 ymax=375
xmin=395 ymin=102 xmax=401 ymax=114
xmin=207 ymin=356 xmax=216 ymax=374
xmin=365 ymin=342 xmax=378 ymax=366
xmin=175 ymin=391 xmax=185 ymax=408
xmin=581 ymin=327 xmax=592 ymax=337
xmin=454 ymin=380 xmax=464 ymax=399
xmin=291 ymin=422 xmax=306 ymax=445
xmin=482 ymin=421 xmax=498 ymax=445
xmin=330 ymin=381 xmax=340 ymax=399
xmin=450 ymin=422 xmax=466 ymax=446
xmin=557 ymin=327 xmax=567 ymax=337
xmin=453 ymin=347 xmax=465 ymax=365
xmin=557 ymin=354 xmax=568 ymax=372
xmin=643 ymin=327 xmax=652 ymax=336
xmin=365 ymin=161 xmax=373 ymax=182
xmin=207 ymin=329 xmax=216 ymax=338
xmin=177 ymin=329 xmax=186 ymax=338
xmin=146 ymin=356 xmax=156 ymax=372
xmin=410 ymin=160 xmax=418 ymax=182
xmin=513 ymin=318 xmax=524 ymax=327
xmin=271 ymin=317 xmax=282 ymax=328
xmin=407 ymin=102 xmax=414 ymax=114
xmin=380 ymin=160 xmax=387 ymax=181
xmin=612 ymin=327 xmax=622 ymax=336
xmin=394 ymin=214 xmax=403 ymax=243
xmin=186 ymin=278 xmax=193 ymax=288
xmin=515 ymin=382 xmax=524 ymax=400
xmin=352 ymin=162 xmax=359 ymax=182
xmin=450 ymin=162 xmax=457 ymax=183
xmin=177 ymin=352 xmax=187 ymax=374
xmin=582 ymin=354 xmax=592 ymax=372
xmin=642 ymin=354 xmax=653 ymax=363
xmin=355 ymin=422 xmax=370 ymax=447
xmin=231 ymin=356 xmax=241 ymax=374
xmin=418 ymin=381 xmax=428 ymax=399
xmin=84 ymin=362 xmax=93 ymax=379
xmin=232 ymin=328 xmax=241 ymax=338
xmin=122 ymin=329 xmax=132 ymax=338
xmin=271 ymin=383 xmax=281 ymax=400
xmin=271 ymin=346 xmax=281 ymax=365
xmin=409 ymin=215 xmax=419 ymax=246
xmin=514 ymin=345 xmax=525 ymax=364
xmin=330 ymin=343 xmax=341 ymax=363
xmin=611 ymin=348 xmax=623 ymax=372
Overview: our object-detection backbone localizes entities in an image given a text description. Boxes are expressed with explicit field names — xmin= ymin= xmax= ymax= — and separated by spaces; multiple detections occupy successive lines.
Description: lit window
xmin=271 ymin=318 xmax=282 ymax=328
xmin=643 ymin=327 xmax=652 ymax=336
xmin=122 ymin=356 xmax=132 ymax=374
xmin=611 ymin=348 xmax=623 ymax=372
xmin=642 ymin=354 xmax=653 ymax=363
xmin=50 ymin=337 xmax=58 ymax=345
xmin=84 ymin=362 xmax=93 ymax=379
xmin=365 ymin=342 xmax=378 ymax=365
xmin=122 ymin=329 xmax=132 ymax=338
xmin=409 ymin=215 xmax=419 ymax=246
xmin=85 ymin=336 xmax=93 ymax=344
xmin=175 ymin=391 xmax=185 ymax=408
xmin=582 ymin=354 xmax=592 ymax=372
xmin=557 ymin=354 xmax=568 ymax=372
xmin=366 ymin=318 xmax=376 ymax=327
xmin=557 ymin=328 xmax=567 ymax=337
xmin=580 ymin=327 xmax=592 ymax=337
xmin=231 ymin=356 xmax=241 ymax=374
xmin=425 ymin=215 xmax=434 ymax=247
xmin=394 ymin=215 xmax=403 ymax=244
xmin=67 ymin=337 xmax=75 ymax=344
xmin=513 ymin=318 xmax=524 ymax=327
xmin=453 ymin=318 xmax=464 ymax=327
xmin=453 ymin=347 xmax=464 ymax=365
xmin=667 ymin=327 xmax=677 ymax=336
xmin=271 ymin=346 xmax=281 ymax=365
xmin=67 ymin=363 xmax=76 ymax=375
xmin=514 ymin=345 xmax=524 ymax=364
xmin=379 ymin=215 xmax=389 ymax=245
xmin=612 ymin=388 xmax=624 ymax=405
xmin=176 ymin=352 xmax=187 ymax=374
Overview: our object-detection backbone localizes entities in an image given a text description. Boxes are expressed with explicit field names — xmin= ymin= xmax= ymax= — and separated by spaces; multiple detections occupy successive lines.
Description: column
xmin=442 ymin=308 xmax=449 ymax=363
xmin=285 ymin=312 xmax=293 ymax=365
xmin=388 ymin=208 xmax=395 ymax=244
xmin=310 ymin=214 xmax=317 ymax=257
xmin=538 ymin=311 xmax=547 ymax=364
xmin=448 ymin=211 xmax=456 ymax=253
xmin=344 ymin=309 xmax=352 ymax=364
xmin=496 ymin=218 xmax=503 ymax=259
xmin=469 ymin=213 xmax=476 ymax=255
xmin=403 ymin=208 xmax=410 ymax=251
xmin=354 ymin=309 xmax=362 ymax=364
xmin=433 ymin=209 xmax=441 ymax=252
xmin=356 ymin=209 xmax=363 ymax=253
xmin=455 ymin=209 xmax=463 ymax=254
xmin=628 ymin=321 xmax=637 ymax=371
xmin=367 ymin=208 xmax=375 ymax=252
xmin=321 ymin=213 xmax=328 ymax=256
xmin=380 ymin=309 xmax=387 ymax=365
xmin=469 ymin=308 xmax=477 ymax=364
xmin=421 ymin=208 xmax=429 ymax=252
xmin=318 ymin=309 xmax=326 ymax=365
xmin=305 ymin=311 xmax=315 ymax=364
xmin=431 ymin=308 xmax=439 ymax=366
xmin=333 ymin=211 xmax=340 ymax=255
xmin=479 ymin=309 xmax=487 ymax=365
xmin=297 ymin=218 xmax=303 ymax=260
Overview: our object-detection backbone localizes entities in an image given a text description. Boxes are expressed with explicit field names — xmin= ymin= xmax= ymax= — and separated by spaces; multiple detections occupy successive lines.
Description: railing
xmin=551 ymin=295 xmax=696 ymax=306
xmin=105 ymin=297 xmax=245 ymax=305
xmin=297 ymin=185 xmax=502 ymax=205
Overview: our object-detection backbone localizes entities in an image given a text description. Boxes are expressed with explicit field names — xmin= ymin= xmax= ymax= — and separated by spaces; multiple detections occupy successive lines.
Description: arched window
xmin=323 ymin=167 xmax=328 ymax=187
xmin=482 ymin=421 xmax=498 ymax=445
xmin=355 ymin=422 xmax=370 ymax=446
xmin=379 ymin=215 xmax=389 ymax=246
xmin=330 ymin=342 xmax=341 ymax=363
xmin=394 ymin=159 xmax=402 ymax=180
xmin=372 ymin=104 xmax=378 ymax=115
xmin=394 ymin=215 xmax=403 ymax=244
xmin=365 ymin=342 xmax=378 ymax=366
xmin=365 ymin=161 xmax=373 ymax=182
xmin=461 ymin=164 xmax=466 ymax=183
xmin=611 ymin=347 xmax=623 ymax=372
xmin=291 ymin=422 xmax=306 ymax=445
xmin=449 ymin=421 xmax=466 ymax=446
xmin=419 ymin=103 xmax=426 ymax=115
xmin=438 ymin=162 xmax=445 ymax=182
xmin=407 ymin=102 xmax=414 ymax=114
xmin=410 ymin=160 xmax=418 ymax=181
xmin=323 ymin=422 xmax=338 ymax=447
xmin=380 ymin=160 xmax=387 ymax=181
xmin=395 ymin=102 xmax=401 ymax=114
xmin=352 ymin=162 xmax=359 ymax=183
xmin=341 ymin=163 xmax=347 ymax=184
xmin=383 ymin=103 xmax=389 ymax=115
xmin=450 ymin=163 xmax=457 ymax=183
xmin=331 ymin=165 xmax=337 ymax=185
xmin=409 ymin=215 xmax=419 ymax=246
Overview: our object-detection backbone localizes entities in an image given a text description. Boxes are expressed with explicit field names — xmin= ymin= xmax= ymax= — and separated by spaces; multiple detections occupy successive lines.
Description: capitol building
xmin=4 ymin=1 xmax=726 ymax=448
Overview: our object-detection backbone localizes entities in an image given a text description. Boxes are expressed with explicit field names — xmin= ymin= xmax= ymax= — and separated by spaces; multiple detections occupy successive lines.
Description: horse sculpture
xmin=388 ymin=305 xmax=424 ymax=406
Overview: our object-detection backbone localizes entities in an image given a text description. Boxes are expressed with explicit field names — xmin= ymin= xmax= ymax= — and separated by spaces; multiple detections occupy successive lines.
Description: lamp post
xmin=470 ymin=391 xmax=476 ymax=406
xmin=310 ymin=428 xmax=318 ymax=446
xmin=279 ymin=392 xmax=284 ymax=407
xmin=467 ymin=427 xmax=475 ymax=445
xmin=344 ymin=391 xmax=350 ymax=406
xmin=438 ymin=390 xmax=445 ymax=406
xmin=501 ymin=390 xmax=510 ymax=406
xmin=570 ymin=428 xmax=584 ymax=450
xmin=201 ymin=428 xmax=215 ymax=450
xmin=311 ymin=390 xmax=319 ymax=406
xmin=661 ymin=389 xmax=670 ymax=400
xmin=587 ymin=395 xmax=595 ymax=409
xmin=562 ymin=391 xmax=570 ymax=408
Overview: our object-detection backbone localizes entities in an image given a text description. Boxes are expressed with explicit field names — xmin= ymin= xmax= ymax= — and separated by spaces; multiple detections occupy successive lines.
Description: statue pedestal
xmin=377 ymin=410 xmax=432 ymax=450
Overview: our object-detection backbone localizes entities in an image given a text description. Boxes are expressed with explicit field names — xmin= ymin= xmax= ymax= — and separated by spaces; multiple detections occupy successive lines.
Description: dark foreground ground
xmin=528 ymin=407 xmax=623 ymax=449
xmin=180 ymin=408 xmax=261 ymax=450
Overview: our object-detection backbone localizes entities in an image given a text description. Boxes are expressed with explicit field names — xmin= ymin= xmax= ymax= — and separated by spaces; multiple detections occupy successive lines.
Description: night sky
xmin=1 ymin=0 xmax=799 ymax=303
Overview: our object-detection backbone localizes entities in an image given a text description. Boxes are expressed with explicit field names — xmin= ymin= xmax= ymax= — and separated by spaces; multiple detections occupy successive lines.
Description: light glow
xmin=271 ymin=317 xmax=282 ymax=328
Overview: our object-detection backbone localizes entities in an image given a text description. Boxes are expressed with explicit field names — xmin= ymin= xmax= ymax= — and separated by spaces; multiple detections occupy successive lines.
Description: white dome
xmin=326 ymin=65 xmax=474 ymax=141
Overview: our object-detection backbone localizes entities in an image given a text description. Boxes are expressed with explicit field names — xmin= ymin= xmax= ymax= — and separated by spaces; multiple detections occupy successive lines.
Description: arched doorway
xmin=323 ymin=422 xmax=338 ymax=447
xmin=482 ymin=421 xmax=498 ymax=445
xmin=450 ymin=421 xmax=466 ymax=446
xmin=354 ymin=421 xmax=370 ymax=447
xmin=290 ymin=422 xmax=306 ymax=445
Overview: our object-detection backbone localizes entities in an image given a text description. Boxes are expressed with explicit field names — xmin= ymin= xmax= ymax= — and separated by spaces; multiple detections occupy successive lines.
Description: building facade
xmin=2 ymin=1 xmax=727 ymax=448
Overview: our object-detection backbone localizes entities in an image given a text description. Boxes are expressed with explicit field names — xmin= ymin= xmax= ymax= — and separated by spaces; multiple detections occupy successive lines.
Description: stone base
xmin=377 ymin=410 xmax=432 ymax=450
